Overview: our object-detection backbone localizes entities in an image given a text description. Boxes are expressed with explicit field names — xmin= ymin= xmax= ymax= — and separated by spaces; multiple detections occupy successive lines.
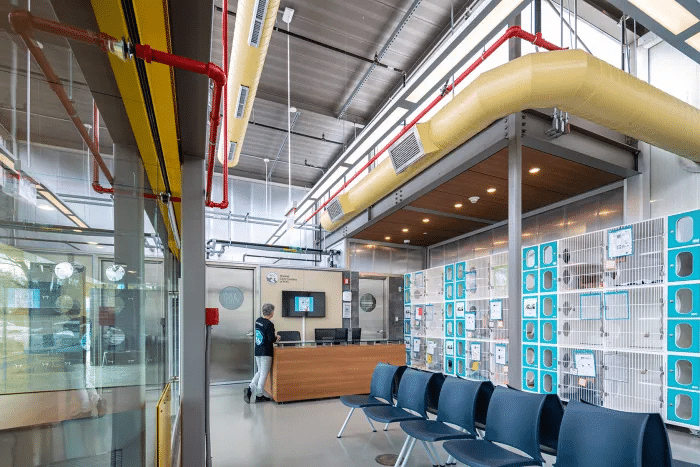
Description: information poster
xmin=342 ymin=302 xmax=351 ymax=319
xmin=574 ymin=351 xmax=597 ymax=377
xmin=523 ymin=297 xmax=538 ymax=318
xmin=608 ymin=226 xmax=634 ymax=258
xmin=495 ymin=344 xmax=507 ymax=365
xmin=445 ymin=341 xmax=454 ymax=356
xmin=465 ymin=312 xmax=476 ymax=331
xmin=489 ymin=300 xmax=503 ymax=321
xmin=427 ymin=340 xmax=437 ymax=355
xmin=455 ymin=301 xmax=465 ymax=318
xmin=470 ymin=343 xmax=481 ymax=361
xmin=413 ymin=338 xmax=421 ymax=352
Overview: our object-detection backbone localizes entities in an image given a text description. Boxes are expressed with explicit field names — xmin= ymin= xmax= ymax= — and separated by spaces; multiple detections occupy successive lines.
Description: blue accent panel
xmin=522 ymin=344 xmax=539 ymax=368
xmin=445 ymin=282 xmax=454 ymax=300
xmin=455 ymin=319 xmax=466 ymax=338
xmin=522 ymin=368 xmax=539 ymax=392
xmin=539 ymin=346 xmax=558 ymax=371
xmin=540 ymin=371 xmax=558 ymax=394
xmin=523 ymin=270 xmax=538 ymax=294
xmin=540 ymin=294 xmax=557 ymax=319
xmin=668 ymin=355 xmax=700 ymax=391
xmin=456 ymin=357 xmax=466 ymax=377
xmin=539 ymin=242 xmax=558 ymax=267
xmin=445 ymin=301 xmax=455 ymax=319
xmin=445 ymin=264 xmax=455 ymax=283
xmin=523 ymin=246 xmax=539 ymax=271
xmin=668 ymin=245 xmax=700 ymax=282
xmin=404 ymin=274 xmax=411 ymax=288
xmin=404 ymin=288 xmax=411 ymax=305
xmin=455 ymin=261 xmax=466 ymax=281
xmin=668 ymin=319 xmax=700 ymax=353
xmin=456 ymin=339 xmax=466 ymax=358
xmin=444 ymin=356 xmax=455 ymax=375
xmin=456 ymin=280 xmax=466 ymax=299
xmin=669 ymin=210 xmax=700 ymax=249
xmin=445 ymin=319 xmax=455 ymax=338
xmin=406 ymin=351 xmax=411 ymax=366
xmin=540 ymin=319 xmax=557 ymax=345
xmin=540 ymin=267 xmax=558 ymax=293
xmin=523 ymin=319 xmax=538 ymax=343
xmin=667 ymin=389 xmax=700 ymax=427
xmin=668 ymin=284 xmax=700 ymax=318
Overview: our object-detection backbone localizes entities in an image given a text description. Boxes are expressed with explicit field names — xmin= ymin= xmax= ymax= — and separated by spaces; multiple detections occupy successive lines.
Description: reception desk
xmin=266 ymin=342 xmax=405 ymax=403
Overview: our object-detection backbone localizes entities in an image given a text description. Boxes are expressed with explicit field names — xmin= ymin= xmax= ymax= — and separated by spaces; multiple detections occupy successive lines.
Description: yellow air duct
xmin=217 ymin=0 xmax=281 ymax=166
xmin=321 ymin=49 xmax=700 ymax=231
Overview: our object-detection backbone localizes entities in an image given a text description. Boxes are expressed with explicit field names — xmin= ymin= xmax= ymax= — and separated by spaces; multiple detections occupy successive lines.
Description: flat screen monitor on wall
xmin=281 ymin=291 xmax=326 ymax=318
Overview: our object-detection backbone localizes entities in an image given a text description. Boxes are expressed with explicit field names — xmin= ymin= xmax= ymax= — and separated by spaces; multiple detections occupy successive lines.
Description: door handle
xmin=246 ymin=331 xmax=254 ymax=337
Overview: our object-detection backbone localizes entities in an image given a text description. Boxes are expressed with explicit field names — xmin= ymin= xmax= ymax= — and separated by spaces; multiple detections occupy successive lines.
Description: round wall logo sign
xmin=360 ymin=293 xmax=376 ymax=312
xmin=266 ymin=272 xmax=279 ymax=284
xmin=219 ymin=286 xmax=244 ymax=310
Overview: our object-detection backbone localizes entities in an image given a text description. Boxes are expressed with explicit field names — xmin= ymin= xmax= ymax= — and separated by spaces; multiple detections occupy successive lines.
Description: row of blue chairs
xmin=338 ymin=363 xmax=699 ymax=467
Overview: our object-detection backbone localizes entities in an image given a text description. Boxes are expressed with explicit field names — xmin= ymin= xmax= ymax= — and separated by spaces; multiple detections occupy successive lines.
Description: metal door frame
xmin=358 ymin=276 xmax=390 ymax=339
xmin=205 ymin=261 xmax=259 ymax=385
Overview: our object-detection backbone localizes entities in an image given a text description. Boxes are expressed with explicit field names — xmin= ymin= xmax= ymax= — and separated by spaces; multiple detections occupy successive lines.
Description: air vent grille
xmin=227 ymin=142 xmax=237 ymax=162
xmin=235 ymin=86 xmax=249 ymax=119
xmin=248 ymin=0 xmax=269 ymax=47
xmin=389 ymin=127 xmax=426 ymax=174
xmin=326 ymin=198 xmax=345 ymax=223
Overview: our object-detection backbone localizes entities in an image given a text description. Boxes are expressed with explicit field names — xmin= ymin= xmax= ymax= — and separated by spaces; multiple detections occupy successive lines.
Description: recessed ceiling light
xmin=402 ymin=228 xmax=409 ymax=232
xmin=73 ymin=229 xmax=82 ymax=233
xmin=529 ymin=167 xmax=540 ymax=174
xmin=487 ymin=187 xmax=496 ymax=193
xmin=454 ymin=203 xmax=463 ymax=208
xmin=87 ymin=241 xmax=98 ymax=245
xmin=422 ymin=218 xmax=430 ymax=223
xmin=385 ymin=236 xmax=391 ymax=240
xmin=423 ymin=232 xmax=428 ymax=235
xmin=629 ymin=0 xmax=697 ymax=35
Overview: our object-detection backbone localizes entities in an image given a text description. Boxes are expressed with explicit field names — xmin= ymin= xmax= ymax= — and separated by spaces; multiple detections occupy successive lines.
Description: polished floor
xmin=210 ymin=384 xmax=700 ymax=467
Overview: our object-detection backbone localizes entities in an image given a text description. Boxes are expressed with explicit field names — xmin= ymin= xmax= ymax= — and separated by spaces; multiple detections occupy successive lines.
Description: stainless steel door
xmin=205 ymin=265 xmax=255 ymax=383
xmin=358 ymin=278 xmax=387 ymax=339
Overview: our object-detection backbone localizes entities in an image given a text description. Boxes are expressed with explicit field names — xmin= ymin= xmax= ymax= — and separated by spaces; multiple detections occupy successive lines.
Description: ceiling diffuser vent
xmin=248 ymin=0 xmax=269 ymax=47
xmin=389 ymin=127 xmax=426 ymax=174
xmin=326 ymin=198 xmax=345 ymax=223
xmin=227 ymin=142 xmax=237 ymax=162
xmin=235 ymin=86 xmax=249 ymax=119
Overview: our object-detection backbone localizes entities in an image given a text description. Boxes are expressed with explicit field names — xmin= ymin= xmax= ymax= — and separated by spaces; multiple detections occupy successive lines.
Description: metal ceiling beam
xmin=249 ymin=119 xmax=343 ymax=145
xmin=336 ymin=0 xmax=422 ymax=120
xmin=255 ymin=89 xmax=366 ymax=125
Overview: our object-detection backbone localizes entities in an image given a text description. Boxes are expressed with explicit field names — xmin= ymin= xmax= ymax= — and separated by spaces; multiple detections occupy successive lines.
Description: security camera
xmin=469 ymin=196 xmax=480 ymax=204
xmin=404 ymin=239 xmax=410 ymax=244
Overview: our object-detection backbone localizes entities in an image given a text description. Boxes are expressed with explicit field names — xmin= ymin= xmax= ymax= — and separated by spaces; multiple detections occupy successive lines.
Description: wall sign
xmin=608 ymin=226 xmax=634 ymax=258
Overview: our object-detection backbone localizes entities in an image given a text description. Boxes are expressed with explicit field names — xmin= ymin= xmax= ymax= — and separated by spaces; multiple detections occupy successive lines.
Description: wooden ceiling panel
xmin=352 ymin=146 xmax=625 ymax=247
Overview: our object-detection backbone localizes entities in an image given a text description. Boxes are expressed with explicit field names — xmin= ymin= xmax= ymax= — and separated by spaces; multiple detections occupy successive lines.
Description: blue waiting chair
xmin=394 ymin=377 xmax=494 ymax=467
xmin=443 ymin=387 xmax=563 ymax=467
xmin=554 ymin=400 xmax=698 ymax=467
xmin=337 ymin=362 xmax=404 ymax=438
xmin=364 ymin=369 xmax=443 ymax=437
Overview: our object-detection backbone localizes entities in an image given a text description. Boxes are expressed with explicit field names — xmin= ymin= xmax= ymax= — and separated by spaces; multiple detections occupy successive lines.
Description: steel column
xmin=181 ymin=156 xmax=207 ymax=466
xmin=507 ymin=113 xmax=523 ymax=389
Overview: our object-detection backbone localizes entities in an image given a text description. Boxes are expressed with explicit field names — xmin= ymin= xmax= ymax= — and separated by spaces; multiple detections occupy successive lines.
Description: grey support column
xmin=112 ymin=143 xmax=145 ymax=465
xmin=181 ymin=156 xmax=206 ymax=466
xmin=507 ymin=114 xmax=523 ymax=389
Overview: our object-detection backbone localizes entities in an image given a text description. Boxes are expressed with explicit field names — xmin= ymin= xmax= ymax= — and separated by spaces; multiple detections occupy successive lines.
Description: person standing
xmin=244 ymin=303 xmax=279 ymax=403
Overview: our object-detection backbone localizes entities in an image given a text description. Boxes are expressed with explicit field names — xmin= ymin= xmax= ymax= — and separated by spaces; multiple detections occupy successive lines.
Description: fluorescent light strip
xmin=406 ymin=0 xmax=523 ymax=104
xmin=687 ymin=31 xmax=700 ymax=52
xmin=628 ymin=0 xmax=698 ymax=35
xmin=41 ymin=191 xmax=73 ymax=215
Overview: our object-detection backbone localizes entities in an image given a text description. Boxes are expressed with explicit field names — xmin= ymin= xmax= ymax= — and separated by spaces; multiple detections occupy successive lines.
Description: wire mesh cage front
xmin=490 ymin=252 xmax=509 ymax=298
xmin=559 ymin=230 xmax=606 ymax=292
xmin=424 ymin=266 xmax=445 ymax=303
xmin=558 ymin=292 xmax=604 ymax=348
xmin=425 ymin=337 xmax=444 ymax=372
xmin=607 ymin=219 xmax=665 ymax=287
xmin=602 ymin=351 xmax=664 ymax=415
xmin=465 ymin=299 xmax=490 ymax=340
xmin=558 ymin=347 xmax=605 ymax=406
xmin=466 ymin=255 xmax=491 ymax=300
xmin=603 ymin=286 xmax=665 ymax=352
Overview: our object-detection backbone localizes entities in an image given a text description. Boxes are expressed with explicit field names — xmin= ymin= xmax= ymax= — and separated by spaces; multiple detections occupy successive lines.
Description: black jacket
xmin=254 ymin=317 xmax=276 ymax=357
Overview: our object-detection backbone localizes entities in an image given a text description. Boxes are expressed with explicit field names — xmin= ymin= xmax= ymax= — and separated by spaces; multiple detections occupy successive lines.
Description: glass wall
xmin=0 ymin=2 xmax=179 ymax=465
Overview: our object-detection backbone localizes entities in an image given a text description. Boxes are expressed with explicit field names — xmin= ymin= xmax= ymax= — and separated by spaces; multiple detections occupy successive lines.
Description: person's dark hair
xmin=262 ymin=303 xmax=275 ymax=317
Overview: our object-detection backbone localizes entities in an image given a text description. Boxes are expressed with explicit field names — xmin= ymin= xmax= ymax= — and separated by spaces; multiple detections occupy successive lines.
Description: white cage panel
xmin=558 ymin=347 xmax=605 ymax=405
xmin=465 ymin=255 xmax=491 ymax=299
xmin=559 ymin=230 xmax=606 ymax=291
xmin=424 ymin=266 xmax=445 ymax=303
xmin=606 ymin=219 xmax=665 ymax=287
xmin=411 ymin=336 xmax=426 ymax=370
xmin=603 ymin=287 xmax=665 ymax=352
xmin=558 ymin=292 xmax=604 ymax=347
xmin=490 ymin=252 xmax=509 ymax=298
xmin=489 ymin=298 xmax=510 ymax=341
xmin=426 ymin=337 xmax=444 ymax=372
xmin=411 ymin=305 xmax=426 ymax=336
xmin=424 ymin=303 xmax=444 ymax=339
xmin=411 ymin=270 xmax=427 ymax=302
xmin=602 ymin=351 xmax=664 ymax=415
xmin=465 ymin=299 xmax=491 ymax=340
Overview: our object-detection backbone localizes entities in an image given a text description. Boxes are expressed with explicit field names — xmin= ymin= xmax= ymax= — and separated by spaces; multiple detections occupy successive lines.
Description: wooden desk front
xmin=266 ymin=343 xmax=404 ymax=403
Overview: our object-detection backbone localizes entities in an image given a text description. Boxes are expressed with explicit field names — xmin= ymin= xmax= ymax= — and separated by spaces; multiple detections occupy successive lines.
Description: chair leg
xmin=399 ymin=438 xmax=417 ymax=467
xmin=428 ymin=442 xmax=444 ymax=467
xmin=364 ymin=412 xmax=377 ymax=432
xmin=337 ymin=407 xmax=355 ymax=438
xmin=421 ymin=440 xmax=438 ymax=467
xmin=446 ymin=454 xmax=456 ymax=465
xmin=393 ymin=435 xmax=412 ymax=467
xmin=384 ymin=422 xmax=390 ymax=431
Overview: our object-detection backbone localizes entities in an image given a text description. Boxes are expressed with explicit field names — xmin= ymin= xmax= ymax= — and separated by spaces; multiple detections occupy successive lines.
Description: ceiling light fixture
xmin=487 ymin=187 xmax=496 ymax=193
xmin=385 ymin=236 xmax=391 ymax=240
xmin=422 ymin=218 xmax=430 ymax=223
xmin=628 ymin=0 xmax=698 ymax=35
xmin=289 ymin=106 xmax=297 ymax=113
xmin=87 ymin=241 xmax=98 ymax=245
xmin=469 ymin=196 xmax=480 ymax=204
xmin=454 ymin=203 xmax=463 ymax=208
xmin=529 ymin=167 xmax=540 ymax=174
xmin=402 ymin=228 xmax=409 ymax=232
xmin=687 ymin=32 xmax=700 ymax=52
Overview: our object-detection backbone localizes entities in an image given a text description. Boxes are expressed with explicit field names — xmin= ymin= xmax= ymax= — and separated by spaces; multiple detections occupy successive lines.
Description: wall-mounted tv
xmin=281 ymin=291 xmax=326 ymax=318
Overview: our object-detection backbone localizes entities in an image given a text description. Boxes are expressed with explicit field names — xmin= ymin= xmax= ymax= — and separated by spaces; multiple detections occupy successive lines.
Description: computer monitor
xmin=281 ymin=291 xmax=326 ymax=318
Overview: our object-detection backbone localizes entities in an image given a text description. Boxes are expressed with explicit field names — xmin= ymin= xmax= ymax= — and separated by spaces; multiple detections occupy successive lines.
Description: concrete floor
xmin=210 ymin=383 xmax=700 ymax=467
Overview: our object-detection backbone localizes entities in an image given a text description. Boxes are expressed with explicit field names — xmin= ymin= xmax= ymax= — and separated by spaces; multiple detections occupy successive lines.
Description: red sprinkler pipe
xmin=306 ymin=26 xmax=564 ymax=224
xmin=220 ymin=0 xmax=229 ymax=210
xmin=8 ymin=10 xmax=228 ymax=207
